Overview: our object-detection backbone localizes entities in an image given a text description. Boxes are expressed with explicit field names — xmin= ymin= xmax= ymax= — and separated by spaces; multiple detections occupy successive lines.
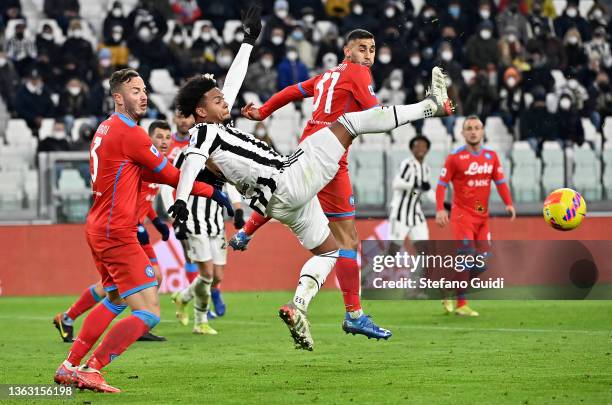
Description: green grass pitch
xmin=0 ymin=292 xmax=610 ymax=404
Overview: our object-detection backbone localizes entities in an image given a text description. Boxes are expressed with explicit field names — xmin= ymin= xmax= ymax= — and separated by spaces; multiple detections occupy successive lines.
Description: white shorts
xmin=186 ymin=233 xmax=227 ymax=265
xmin=267 ymin=128 xmax=346 ymax=250
xmin=388 ymin=219 xmax=430 ymax=241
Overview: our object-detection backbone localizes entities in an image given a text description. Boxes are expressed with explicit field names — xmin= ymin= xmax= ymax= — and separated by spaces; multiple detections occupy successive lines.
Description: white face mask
xmin=128 ymin=59 xmax=140 ymax=69
xmin=201 ymin=32 xmax=212 ymax=41
xmin=26 ymin=82 xmax=42 ymax=94
xmin=112 ymin=32 xmax=122 ymax=42
xmin=102 ymin=79 xmax=110 ymax=90
xmin=479 ymin=9 xmax=490 ymax=19
xmin=271 ymin=35 xmax=283 ymax=45
xmin=173 ymin=34 xmax=183 ymax=43
xmin=568 ymin=36 xmax=578 ymax=44
xmin=0 ymin=57 xmax=6 ymax=67
xmin=559 ymin=98 xmax=572 ymax=110
xmin=261 ymin=57 xmax=273 ymax=68
xmin=506 ymin=77 xmax=517 ymax=87
xmin=566 ymin=7 xmax=577 ymax=18
xmin=507 ymin=33 xmax=517 ymax=43
xmin=323 ymin=53 xmax=337 ymax=68
xmin=68 ymin=86 xmax=81 ymax=96
xmin=568 ymin=79 xmax=579 ymax=89
xmin=390 ymin=79 xmax=402 ymax=90
xmin=112 ymin=7 xmax=122 ymax=17
xmin=592 ymin=9 xmax=603 ymax=19
xmin=100 ymin=58 xmax=111 ymax=67
xmin=409 ymin=56 xmax=420 ymax=66
xmin=423 ymin=9 xmax=435 ymax=19
xmin=53 ymin=130 xmax=65 ymax=139
xmin=218 ymin=55 xmax=232 ymax=68
xmin=287 ymin=51 xmax=298 ymax=61
xmin=255 ymin=128 xmax=266 ymax=137
xmin=71 ymin=29 xmax=83 ymax=38
xmin=441 ymin=50 xmax=453 ymax=61
xmin=276 ymin=9 xmax=288 ymax=19
xmin=480 ymin=29 xmax=492 ymax=40
xmin=139 ymin=27 xmax=152 ymax=41
xmin=378 ymin=53 xmax=391 ymax=64
xmin=353 ymin=5 xmax=363 ymax=15
xmin=385 ymin=7 xmax=395 ymax=18
xmin=41 ymin=32 xmax=53 ymax=41
xmin=303 ymin=14 xmax=314 ymax=23
xmin=235 ymin=32 xmax=244 ymax=42
xmin=415 ymin=83 xmax=425 ymax=94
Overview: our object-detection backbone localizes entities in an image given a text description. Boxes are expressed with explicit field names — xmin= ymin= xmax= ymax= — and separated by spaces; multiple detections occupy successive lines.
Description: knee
xmin=132 ymin=310 xmax=160 ymax=329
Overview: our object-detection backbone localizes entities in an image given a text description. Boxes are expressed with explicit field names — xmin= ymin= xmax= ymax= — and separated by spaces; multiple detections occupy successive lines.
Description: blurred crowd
xmin=1 ymin=0 xmax=611 ymax=155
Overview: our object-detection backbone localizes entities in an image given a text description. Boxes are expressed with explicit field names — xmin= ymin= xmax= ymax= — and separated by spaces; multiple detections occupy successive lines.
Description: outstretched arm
xmin=242 ymin=75 xmax=317 ymax=120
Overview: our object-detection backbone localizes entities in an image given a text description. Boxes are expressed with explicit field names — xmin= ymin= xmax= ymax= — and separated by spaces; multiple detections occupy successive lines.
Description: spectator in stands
xmin=465 ymin=20 xmax=499 ymax=71
xmin=584 ymin=26 xmax=612 ymax=71
xmin=37 ymin=121 xmax=71 ymax=154
xmin=558 ymin=77 xmax=589 ymax=113
xmin=244 ymin=49 xmax=278 ymax=101
xmin=262 ymin=0 xmax=295 ymax=43
xmin=88 ymin=77 xmax=113 ymax=123
xmin=415 ymin=4 xmax=441 ymax=48
xmin=436 ymin=25 xmax=464 ymax=66
xmin=563 ymin=28 xmax=589 ymax=78
xmin=319 ymin=51 xmax=338 ymax=73
xmin=586 ymin=71 xmax=612 ymax=132
xmin=289 ymin=2 xmax=325 ymax=22
xmin=1 ymin=0 xmax=23 ymax=30
xmin=0 ymin=51 xmax=20 ymax=112
xmin=4 ymin=21 xmax=37 ymax=76
xmin=519 ymin=86 xmax=556 ymax=155
xmin=196 ymin=0 xmax=237 ymax=32
xmin=371 ymin=45 xmax=394 ymax=91
xmin=498 ymin=66 xmax=524 ymax=133
xmin=14 ymin=68 xmax=55 ymax=138
xmin=43 ymin=0 xmax=80 ymax=33
xmin=167 ymin=25 xmax=193 ymax=81
xmin=128 ymin=22 xmax=174 ymax=87
xmin=215 ymin=46 xmax=234 ymax=74
xmin=586 ymin=2 xmax=609 ymax=33
xmin=170 ymin=0 xmax=201 ymax=26
xmin=94 ymin=48 xmax=113 ymax=82
xmin=71 ymin=121 xmax=94 ymax=151
xmin=263 ymin=26 xmax=288 ymax=65
xmin=527 ymin=0 xmax=554 ymax=35
xmin=526 ymin=19 xmax=566 ymax=70
xmin=439 ymin=0 xmax=470 ymax=42
xmin=555 ymin=92 xmax=585 ymax=148
xmin=35 ymin=23 xmax=60 ymax=63
xmin=475 ymin=0 xmax=498 ymax=37
xmin=402 ymin=47 xmax=429 ymax=95
xmin=464 ymin=70 xmax=498 ymax=122
xmin=285 ymin=24 xmax=315 ymax=69
xmin=340 ymin=1 xmax=376 ymax=35
xmin=314 ymin=26 xmax=341 ymax=67
xmin=298 ymin=6 xmax=321 ymax=43
xmin=277 ymin=46 xmax=309 ymax=90
xmin=437 ymin=42 xmax=464 ymax=138
xmin=499 ymin=25 xmax=528 ymax=69
xmin=103 ymin=1 xmax=128 ymax=45
xmin=126 ymin=0 xmax=168 ymax=41
xmin=253 ymin=122 xmax=276 ymax=150
xmin=57 ymin=77 xmax=90 ymax=134
xmin=496 ymin=0 xmax=530 ymax=43
xmin=227 ymin=26 xmax=245 ymax=55
xmin=554 ymin=0 xmax=591 ymax=42
xmin=377 ymin=68 xmax=405 ymax=107
xmin=101 ymin=23 xmax=130 ymax=67
xmin=60 ymin=20 xmax=95 ymax=84
xmin=376 ymin=1 xmax=404 ymax=38
xmin=522 ymin=49 xmax=555 ymax=93
xmin=191 ymin=21 xmax=221 ymax=66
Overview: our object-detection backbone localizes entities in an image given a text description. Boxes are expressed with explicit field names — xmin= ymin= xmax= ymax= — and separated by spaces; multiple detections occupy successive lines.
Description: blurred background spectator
xmin=14 ymin=68 xmax=55 ymax=137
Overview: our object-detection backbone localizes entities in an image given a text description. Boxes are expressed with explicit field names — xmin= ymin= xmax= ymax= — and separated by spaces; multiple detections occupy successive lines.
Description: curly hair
xmin=175 ymin=74 xmax=217 ymax=117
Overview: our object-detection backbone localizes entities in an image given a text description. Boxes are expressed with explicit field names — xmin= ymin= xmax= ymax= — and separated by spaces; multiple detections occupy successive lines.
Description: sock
xmin=243 ymin=211 xmax=271 ymax=235
xmin=456 ymin=291 xmax=467 ymax=308
xmin=87 ymin=310 xmax=159 ymax=369
xmin=185 ymin=262 xmax=198 ymax=283
xmin=67 ymin=298 xmax=126 ymax=366
xmin=66 ymin=284 xmax=103 ymax=321
xmin=193 ymin=275 xmax=212 ymax=324
xmin=293 ymin=250 xmax=338 ymax=313
xmin=334 ymin=249 xmax=362 ymax=314
xmin=179 ymin=280 xmax=195 ymax=303
xmin=338 ymin=101 xmax=434 ymax=138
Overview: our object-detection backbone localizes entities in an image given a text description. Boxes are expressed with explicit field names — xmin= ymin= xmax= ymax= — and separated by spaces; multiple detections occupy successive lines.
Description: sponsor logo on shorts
xmin=349 ymin=195 xmax=355 ymax=206
xmin=145 ymin=265 xmax=155 ymax=278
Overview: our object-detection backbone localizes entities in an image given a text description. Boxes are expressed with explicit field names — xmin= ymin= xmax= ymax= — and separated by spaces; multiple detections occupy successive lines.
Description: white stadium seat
xmin=150 ymin=69 xmax=177 ymax=95
xmin=0 ymin=172 xmax=24 ymax=211
xmin=511 ymin=141 xmax=541 ymax=202
xmin=222 ymin=20 xmax=242 ymax=44
xmin=6 ymin=119 xmax=33 ymax=145
xmin=572 ymin=144 xmax=601 ymax=200
xmin=541 ymin=141 xmax=565 ymax=195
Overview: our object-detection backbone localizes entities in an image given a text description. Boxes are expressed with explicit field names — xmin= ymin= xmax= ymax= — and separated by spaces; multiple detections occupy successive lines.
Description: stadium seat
xmin=315 ymin=21 xmax=334 ymax=36
xmin=511 ymin=141 xmax=542 ymax=202
xmin=423 ymin=118 xmax=450 ymax=149
xmin=234 ymin=117 xmax=257 ymax=134
xmin=24 ymin=169 xmax=38 ymax=210
xmin=268 ymin=115 xmax=299 ymax=155
xmin=572 ymin=144 xmax=602 ymax=200
xmin=551 ymin=70 xmax=567 ymax=89
xmin=139 ymin=118 xmax=155 ymax=133
xmin=390 ymin=125 xmax=415 ymax=148
xmin=222 ymin=20 xmax=242 ymax=44
xmin=39 ymin=118 xmax=55 ymax=140
xmin=490 ymin=155 xmax=512 ymax=203
xmin=602 ymin=142 xmax=612 ymax=199
xmin=541 ymin=141 xmax=565 ymax=196
xmin=70 ymin=118 xmax=93 ymax=142
xmin=604 ymin=117 xmax=612 ymax=141
xmin=243 ymin=91 xmax=263 ymax=106
xmin=58 ymin=169 xmax=87 ymax=193
xmin=150 ymin=69 xmax=177 ymax=95
xmin=0 ymin=172 xmax=24 ymax=211
xmin=581 ymin=118 xmax=601 ymax=151
xmin=0 ymin=149 xmax=29 ymax=172
xmin=349 ymin=150 xmax=385 ymax=205
xmin=6 ymin=119 xmax=33 ymax=145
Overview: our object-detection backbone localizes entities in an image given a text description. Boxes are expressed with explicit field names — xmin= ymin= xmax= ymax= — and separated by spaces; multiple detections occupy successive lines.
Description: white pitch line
xmin=1 ymin=315 xmax=609 ymax=336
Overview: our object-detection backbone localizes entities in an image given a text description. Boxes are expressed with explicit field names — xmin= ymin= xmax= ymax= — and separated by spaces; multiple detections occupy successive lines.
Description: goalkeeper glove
xmin=241 ymin=3 xmax=262 ymax=45
xmin=168 ymin=199 xmax=189 ymax=224
xmin=211 ymin=189 xmax=234 ymax=217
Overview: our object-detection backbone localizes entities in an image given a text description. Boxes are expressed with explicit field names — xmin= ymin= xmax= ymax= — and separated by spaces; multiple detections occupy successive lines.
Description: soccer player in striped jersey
xmin=168 ymin=65 xmax=454 ymax=350
xmin=166 ymin=149 xmax=243 ymax=334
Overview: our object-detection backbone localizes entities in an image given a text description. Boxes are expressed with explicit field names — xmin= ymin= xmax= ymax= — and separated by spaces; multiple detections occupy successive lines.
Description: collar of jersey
xmin=114 ymin=112 xmax=136 ymax=127
xmin=173 ymin=132 xmax=190 ymax=142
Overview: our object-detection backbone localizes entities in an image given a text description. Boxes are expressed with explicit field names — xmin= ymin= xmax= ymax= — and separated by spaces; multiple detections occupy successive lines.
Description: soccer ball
xmin=543 ymin=188 xmax=586 ymax=231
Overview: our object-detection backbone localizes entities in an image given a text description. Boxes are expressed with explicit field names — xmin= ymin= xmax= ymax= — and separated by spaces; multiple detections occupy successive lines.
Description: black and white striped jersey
xmin=184 ymin=122 xmax=289 ymax=216
xmin=388 ymin=157 xmax=433 ymax=227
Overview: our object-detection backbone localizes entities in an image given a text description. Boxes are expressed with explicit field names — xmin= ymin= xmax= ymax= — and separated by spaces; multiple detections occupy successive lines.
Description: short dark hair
xmin=409 ymin=135 xmax=431 ymax=151
xmin=175 ymin=74 xmax=217 ymax=117
xmin=346 ymin=29 xmax=374 ymax=44
xmin=109 ymin=68 xmax=140 ymax=94
xmin=148 ymin=120 xmax=171 ymax=135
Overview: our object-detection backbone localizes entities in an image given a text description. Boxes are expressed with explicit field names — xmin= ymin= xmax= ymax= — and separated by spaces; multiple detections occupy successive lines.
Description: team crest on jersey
xmin=150 ymin=145 xmax=160 ymax=157
xmin=349 ymin=195 xmax=355 ymax=206
xmin=485 ymin=152 xmax=491 ymax=159
xmin=145 ymin=265 xmax=155 ymax=278
xmin=368 ymin=85 xmax=375 ymax=96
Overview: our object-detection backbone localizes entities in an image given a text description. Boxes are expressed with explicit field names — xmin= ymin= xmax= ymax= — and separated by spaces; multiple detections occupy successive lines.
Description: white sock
xmin=338 ymin=100 xmax=435 ymax=137
xmin=193 ymin=275 xmax=212 ymax=324
xmin=293 ymin=250 xmax=339 ymax=313
xmin=179 ymin=281 xmax=195 ymax=303
xmin=348 ymin=309 xmax=364 ymax=319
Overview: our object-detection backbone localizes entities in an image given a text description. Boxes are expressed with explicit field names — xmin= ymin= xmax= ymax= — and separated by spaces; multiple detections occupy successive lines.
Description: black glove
xmin=241 ymin=3 xmax=262 ymax=45
xmin=420 ymin=181 xmax=431 ymax=192
xmin=443 ymin=201 xmax=452 ymax=212
xmin=137 ymin=224 xmax=150 ymax=245
xmin=233 ymin=208 xmax=245 ymax=229
xmin=211 ymin=188 xmax=234 ymax=217
xmin=168 ymin=199 xmax=189 ymax=223
xmin=196 ymin=167 xmax=225 ymax=189
xmin=174 ymin=220 xmax=191 ymax=240
xmin=152 ymin=217 xmax=170 ymax=241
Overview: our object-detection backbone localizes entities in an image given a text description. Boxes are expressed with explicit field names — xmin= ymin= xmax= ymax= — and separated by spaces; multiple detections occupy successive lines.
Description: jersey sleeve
xmin=391 ymin=159 xmax=415 ymax=191
xmin=184 ymin=124 xmax=217 ymax=160
xmin=146 ymin=204 xmax=157 ymax=221
xmin=436 ymin=155 xmax=455 ymax=211
xmin=124 ymin=127 xmax=169 ymax=173
xmin=351 ymin=65 xmax=380 ymax=110
xmin=492 ymin=152 xmax=513 ymax=205
xmin=258 ymin=75 xmax=318 ymax=120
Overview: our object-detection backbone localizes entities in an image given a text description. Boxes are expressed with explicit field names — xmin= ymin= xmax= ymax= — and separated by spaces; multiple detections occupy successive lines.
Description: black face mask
xmin=16 ymin=32 xmax=24 ymax=39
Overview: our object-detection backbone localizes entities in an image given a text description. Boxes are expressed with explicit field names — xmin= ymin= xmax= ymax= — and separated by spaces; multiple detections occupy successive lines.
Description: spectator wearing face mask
xmin=465 ymin=20 xmax=499 ymax=71
xmin=103 ymin=2 xmax=128 ymax=45
xmin=0 ymin=52 xmax=19 ymax=112
xmin=43 ymin=0 xmax=80 ymax=33
xmin=167 ymin=25 xmax=193 ymax=80
xmin=521 ymin=50 xmax=554 ymax=92
xmin=555 ymin=93 xmax=585 ymax=148
xmin=499 ymin=26 xmax=528 ymax=69
xmin=585 ymin=26 xmax=612 ymax=70
xmin=475 ymin=0 xmax=498 ymax=35
xmin=37 ymin=121 xmax=71 ymax=155
xmin=215 ymin=47 xmax=234 ymax=74
xmin=253 ymin=122 xmax=276 ymax=150
xmin=526 ymin=20 xmax=566 ymax=70
xmin=586 ymin=72 xmax=612 ymax=133
xmin=527 ymin=0 xmax=554 ymax=35
xmin=227 ymin=27 xmax=246 ymax=56
xmin=277 ymin=46 xmax=309 ymax=90
xmin=286 ymin=24 xmax=315 ymax=69
xmin=196 ymin=0 xmax=237 ymax=32
xmin=436 ymin=25 xmax=464 ymax=65
xmin=554 ymin=0 xmax=591 ymax=42
xmin=128 ymin=22 xmax=174 ymax=86
xmin=519 ymin=86 xmax=556 ymax=156
xmin=317 ymin=52 xmax=339 ymax=74
xmin=464 ymin=70 xmax=498 ymax=122
xmin=377 ymin=68 xmax=406 ymax=106
xmin=315 ymin=26 xmax=342 ymax=67
xmin=126 ymin=0 xmax=168 ymax=41
xmin=440 ymin=0 xmax=470 ymax=41
xmin=36 ymin=23 xmax=60 ymax=63
xmin=586 ymin=3 xmax=609 ymax=33
xmin=101 ymin=24 xmax=130 ymax=67
xmin=498 ymin=66 xmax=524 ymax=133
xmin=340 ymin=1 xmax=377 ymax=35
xmin=496 ymin=0 xmax=530 ymax=44
xmin=60 ymin=20 xmax=96 ymax=84
xmin=415 ymin=5 xmax=441 ymax=46
xmin=170 ymin=0 xmax=201 ymax=26
xmin=1 ymin=0 xmax=24 ymax=27
xmin=14 ymin=69 xmax=56 ymax=137
xmin=562 ymin=28 xmax=589 ymax=78
xmin=262 ymin=0 xmax=295 ymax=43
xmin=4 ymin=21 xmax=37 ymax=77
xmin=262 ymin=26 xmax=288 ymax=65
xmin=370 ymin=45 xmax=394 ymax=91
xmin=191 ymin=22 xmax=221 ymax=66
xmin=57 ymin=77 xmax=90 ymax=134
xmin=377 ymin=1 xmax=403 ymax=35
xmin=88 ymin=77 xmax=114 ymax=123
xmin=298 ymin=7 xmax=320 ymax=42
xmin=244 ymin=49 xmax=278 ymax=101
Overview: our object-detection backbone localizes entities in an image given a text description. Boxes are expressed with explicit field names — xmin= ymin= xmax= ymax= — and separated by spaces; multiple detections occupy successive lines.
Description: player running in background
xmin=167 ymin=150 xmax=244 ymax=334
xmin=230 ymin=29 xmax=391 ymax=338
xmin=435 ymin=115 xmax=516 ymax=316
xmin=52 ymin=120 xmax=172 ymax=343
xmin=53 ymin=68 xmax=231 ymax=393
xmin=167 ymin=66 xmax=453 ymax=350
